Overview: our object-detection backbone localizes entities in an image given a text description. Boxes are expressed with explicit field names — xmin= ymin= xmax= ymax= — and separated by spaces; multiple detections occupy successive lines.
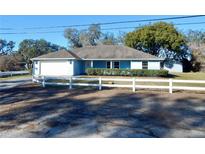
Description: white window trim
xmin=90 ymin=60 xmax=93 ymax=68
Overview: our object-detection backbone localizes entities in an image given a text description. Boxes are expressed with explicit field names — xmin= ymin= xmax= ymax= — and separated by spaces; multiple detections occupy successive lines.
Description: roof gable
xmin=32 ymin=49 xmax=80 ymax=60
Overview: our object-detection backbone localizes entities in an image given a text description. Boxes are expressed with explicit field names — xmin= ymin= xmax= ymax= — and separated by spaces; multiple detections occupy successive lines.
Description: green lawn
xmin=0 ymin=74 xmax=31 ymax=81
xmin=172 ymin=72 xmax=205 ymax=80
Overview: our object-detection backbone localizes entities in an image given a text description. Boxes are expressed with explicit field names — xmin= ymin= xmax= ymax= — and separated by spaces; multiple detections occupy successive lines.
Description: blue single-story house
xmin=31 ymin=45 xmax=165 ymax=76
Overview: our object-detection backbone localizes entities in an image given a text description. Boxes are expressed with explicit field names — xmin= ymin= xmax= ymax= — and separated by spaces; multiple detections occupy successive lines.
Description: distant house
xmin=31 ymin=45 xmax=165 ymax=76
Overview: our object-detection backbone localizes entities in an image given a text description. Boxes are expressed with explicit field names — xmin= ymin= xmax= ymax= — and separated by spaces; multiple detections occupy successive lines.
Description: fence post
xmin=132 ymin=77 xmax=136 ymax=92
xmin=69 ymin=76 xmax=72 ymax=89
xmin=99 ymin=77 xmax=102 ymax=90
xmin=32 ymin=75 xmax=36 ymax=82
xmin=42 ymin=76 xmax=45 ymax=88
xmin=169 ymin=79 xmax=173 ymax=94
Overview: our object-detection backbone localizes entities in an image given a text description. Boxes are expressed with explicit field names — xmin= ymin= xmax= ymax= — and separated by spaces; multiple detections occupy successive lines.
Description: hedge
xmin=86 ymin=68 xmax=168 ymax=77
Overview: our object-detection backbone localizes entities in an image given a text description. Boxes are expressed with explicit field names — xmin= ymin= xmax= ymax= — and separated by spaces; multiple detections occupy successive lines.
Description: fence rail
xmin=32 ymin=75 xmax=205 ymax=94
xmin=0 ymin=71 xmax=29 ymax=77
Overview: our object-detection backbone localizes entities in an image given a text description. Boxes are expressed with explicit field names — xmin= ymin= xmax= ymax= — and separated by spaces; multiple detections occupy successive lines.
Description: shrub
xmin=86 ymin=68 xmax=168 ymax=77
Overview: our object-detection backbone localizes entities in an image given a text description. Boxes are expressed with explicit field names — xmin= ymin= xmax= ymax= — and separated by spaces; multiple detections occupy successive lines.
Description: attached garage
xmin=32 ymin=50 xmax=80 ymax=76
xmin=40 ymin=60 xmax=74 ymax=76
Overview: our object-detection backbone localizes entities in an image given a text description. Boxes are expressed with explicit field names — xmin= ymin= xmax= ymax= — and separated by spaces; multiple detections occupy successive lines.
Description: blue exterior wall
xmin=119 ymin=61 xmax=130 ymax=69
xmin=93 ymin=60 xmax=131 ymax=69
xmin=73 ymin=60 xmax=162 ymax=75
xmin=74 ymin=60 xmax=85 ymax=75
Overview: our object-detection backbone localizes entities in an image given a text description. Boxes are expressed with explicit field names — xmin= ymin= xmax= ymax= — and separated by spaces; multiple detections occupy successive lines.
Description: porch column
xmin=110 ymin=61 xmax=113 ymax=69
xmin=91 ymin=60 xmax=93 ymax=68
xmin=39 ymin=61 xmax=41 ymax=76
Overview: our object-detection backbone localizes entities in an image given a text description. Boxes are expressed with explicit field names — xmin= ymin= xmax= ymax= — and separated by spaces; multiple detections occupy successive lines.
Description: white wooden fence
xmin=32 ymin=75 xmax=205 ymax=94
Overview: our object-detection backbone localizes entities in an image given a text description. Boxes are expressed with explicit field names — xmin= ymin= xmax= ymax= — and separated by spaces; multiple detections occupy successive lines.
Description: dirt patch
xmin=0 ymin=83 xmax=205 ymax=137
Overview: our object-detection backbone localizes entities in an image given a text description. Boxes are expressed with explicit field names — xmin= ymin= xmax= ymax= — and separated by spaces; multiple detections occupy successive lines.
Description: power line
xmin=175 ymin=21 xmax=205 ymax=26
xmin=103 ymin=21 xmax=205 ymax=30
xmin=0 ymin=15 xmax=205 ymax=31
xmin=1 ymin=20 xmax=205 ymax=35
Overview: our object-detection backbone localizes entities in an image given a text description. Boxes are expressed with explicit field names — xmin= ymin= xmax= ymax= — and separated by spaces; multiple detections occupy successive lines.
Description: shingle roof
xmin=31 ymin=49 xmax=80 ymax=60
xmin=32 ymin=45 xmax=163 ymax=60
xmin=72 ymin=45 xmax=163 ymax=60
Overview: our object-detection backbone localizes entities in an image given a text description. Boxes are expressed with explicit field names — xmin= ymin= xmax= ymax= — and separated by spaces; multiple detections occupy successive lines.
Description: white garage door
xmin=40 ymin=60 xmax=73 ymax=76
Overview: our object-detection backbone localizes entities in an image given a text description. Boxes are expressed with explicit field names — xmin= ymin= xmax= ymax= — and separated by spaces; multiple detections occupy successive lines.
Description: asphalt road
xmin=0 ymin=77 xmax=32 ymax=90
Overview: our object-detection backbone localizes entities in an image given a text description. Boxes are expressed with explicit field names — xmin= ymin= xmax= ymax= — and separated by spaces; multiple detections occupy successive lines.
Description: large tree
xmin=100 ymin=33 xmax=118 ymax=45
xmin=0 ymin=39 xmax=15 ymax=55
xmin=18 ymin=39 xmax=65 ymax=68
xmin=87 ymin=24 xmax=101 ymax=46
xmin=186 ymin=30 xmax=205 ymax=46
xmin=100 ymin=32 xmax=126 ymax=45
xmin=124 ymin=22 xmax=190 ymax=61
xmin=64 ymin=24 xmax=101 ymax=48
xmin=64 ymin=28 xmax=82 ymax=48
xmin=187 ymin=31 xmax=205 ymax=72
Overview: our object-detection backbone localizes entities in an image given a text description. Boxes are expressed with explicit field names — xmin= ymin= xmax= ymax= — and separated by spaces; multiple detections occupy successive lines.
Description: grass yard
xmin=171 ymin=72 xmax=205 ymax=87
xmin=173 ymin=72 xmax=205 ymax=80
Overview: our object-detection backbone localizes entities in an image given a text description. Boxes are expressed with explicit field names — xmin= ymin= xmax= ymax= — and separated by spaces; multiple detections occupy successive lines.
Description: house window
xmin=142 ymin=61 xmax=148 ymax=69
xmin=35 ymin=61 xmax=38 ymax=64
xmin=114 ymin=61 xmax=120 ymax=69
xmin=106 ymin=61 xmax=111 ymax=68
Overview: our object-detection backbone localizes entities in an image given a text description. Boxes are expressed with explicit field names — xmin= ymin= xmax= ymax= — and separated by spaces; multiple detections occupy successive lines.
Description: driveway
xmin=0 ymin=83 xmax=205 ymax=137
xmin=0 ymin=77 xmax=32 ymax=90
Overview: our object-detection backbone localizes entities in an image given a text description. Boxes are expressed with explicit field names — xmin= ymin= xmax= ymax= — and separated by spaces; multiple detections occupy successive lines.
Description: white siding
xmin=148 ymin=61 xmax=161 ymax=70
xmin=131 ymin=61 xmax=142 ymax=69
xmin=40 ymin=60 xmax=74 ymax=76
